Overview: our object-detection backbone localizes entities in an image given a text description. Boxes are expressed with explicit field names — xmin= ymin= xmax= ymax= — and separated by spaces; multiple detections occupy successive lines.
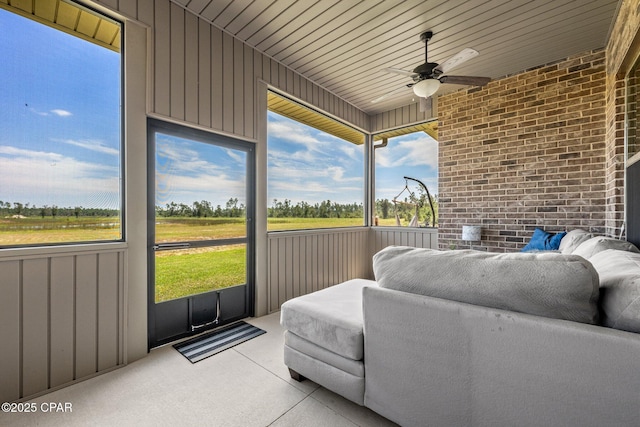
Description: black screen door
xmin=147 ymin=119 xmax=255 ymax=348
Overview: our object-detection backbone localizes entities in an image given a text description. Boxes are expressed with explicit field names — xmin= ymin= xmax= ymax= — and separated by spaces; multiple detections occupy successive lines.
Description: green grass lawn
xmin=0 ymin=216 xmax=121 ymax=246
xmin=155 ymin=245 xmax=246 ymax=302
xmin=0 ymin=215 xmax=370 ymax=245
xmin=267 ymin=217 xmax=364 ymax=230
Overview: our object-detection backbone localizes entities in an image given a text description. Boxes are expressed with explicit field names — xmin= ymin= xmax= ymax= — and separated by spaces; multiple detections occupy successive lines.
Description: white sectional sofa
xmin=280 ymin=230 xmax=640 ymax=427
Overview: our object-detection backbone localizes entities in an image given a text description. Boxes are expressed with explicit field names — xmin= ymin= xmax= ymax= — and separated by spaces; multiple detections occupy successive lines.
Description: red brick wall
xmin=437 ymin=50 xmax=607 ymax=252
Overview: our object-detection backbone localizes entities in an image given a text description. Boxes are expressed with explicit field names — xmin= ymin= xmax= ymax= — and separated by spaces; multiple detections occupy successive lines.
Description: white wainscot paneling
xmin=0 ymin=249 xmax=125 ymax=402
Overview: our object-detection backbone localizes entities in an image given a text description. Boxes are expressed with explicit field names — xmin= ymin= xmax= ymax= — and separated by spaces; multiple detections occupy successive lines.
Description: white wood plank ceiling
xmin=173 ymin=0 xmax=621 ymax=115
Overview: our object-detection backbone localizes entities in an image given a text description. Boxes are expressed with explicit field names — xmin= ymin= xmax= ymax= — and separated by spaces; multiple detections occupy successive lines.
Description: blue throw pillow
xmin=521 ymin=228 xmax=567 ymax=252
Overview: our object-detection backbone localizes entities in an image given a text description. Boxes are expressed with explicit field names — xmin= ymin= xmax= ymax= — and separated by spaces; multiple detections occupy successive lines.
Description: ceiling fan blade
xmin=382 ymin=67 xmax=418 ymax=77
xmin=434 ymin=48 xmax=479 ymax=74
xmin=371 ymin=85 xmax=409 ymax=103
xmin=439 ymin=75 xmax=491 ymax=86
xmin=419 ymin=97 xmax=428 ymax=112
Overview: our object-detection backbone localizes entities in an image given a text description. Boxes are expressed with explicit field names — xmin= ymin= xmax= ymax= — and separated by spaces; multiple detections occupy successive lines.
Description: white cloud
xmin=223 ymin=148 xmax=245 ymax=164
xmin=375 ymin=134 xmax=438 ymax=169
xmin=0 ymin=145 xmax=118 ymax=207
xmin=156 ymin=140 xmax=224 ymax=176
xmin=57 ymin=139 xmax=119 ymax=156
xmin=268 ymin=119 xmax=318 ymax=147
xmin=27 ymin=107 xmax=73 ymax=117
xmin=156 ymin=171 xmax=246 ymax=207
xmin=51 ymin=109 xmax=72 ymax=117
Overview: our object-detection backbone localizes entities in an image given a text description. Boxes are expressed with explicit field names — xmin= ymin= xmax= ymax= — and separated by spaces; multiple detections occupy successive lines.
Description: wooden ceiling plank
xmin=255 ymin=0 xmax=341 ymax=56
xmin=95 ymin=19 xmax=120 ymax=46
xmin=266 ymin=1 xmax=356 ymax=58
xmin=284 ymin=0 xmax=403 ymax=70
xmin=245 ymin=0 xmax=323 ymax=48
xmin=373 ymin=122 xmax=438 ymax=141
xmin=76 ymin=10 xmax=100 ymax=37
xmin=200 ymin=0 xmax=234 ymax=22
xmin=234 ymin=0 xmax=292 ymax=41
xmin=257 ymin=0 xmax=384 ymax=66
xmin=9 ymin=0 xmax=31 ymax=13
xmin=56 ymin=0 xmax=80 ymax=30
xmin=224 ymin=0 xmax=276 ymax=35
xmin=213 ymin=0 xmax=253 ymax=29
xmin=185 ymin=0 xmax=212 ymax=16
xmin=34 ymin=0 xmax=56 ymax=21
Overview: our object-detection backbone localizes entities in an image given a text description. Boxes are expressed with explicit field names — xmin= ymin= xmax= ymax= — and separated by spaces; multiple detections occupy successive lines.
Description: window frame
xmin=266 ymin=90 xmax=368 ymax=232
xmin=372 ymin=121 xmax=439 ymax=229
xmin=0 ymin=2 xmax=125 ymax=250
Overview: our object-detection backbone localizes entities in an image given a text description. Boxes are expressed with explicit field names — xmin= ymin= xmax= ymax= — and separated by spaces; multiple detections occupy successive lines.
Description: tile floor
xmin=0 ymin=313 xmax=397 ymax=427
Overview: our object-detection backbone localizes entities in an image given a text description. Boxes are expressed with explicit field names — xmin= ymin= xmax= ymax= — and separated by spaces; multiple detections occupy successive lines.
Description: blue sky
xmin=267 ymin=111 xmax=365 ymax=205
xmin=0 ymin=9 xmax=121 ymax=209
xmin=155 ymin=134 xmax=247 ymax=209
xmin=374 ymin=131 xmax=438 ymax=202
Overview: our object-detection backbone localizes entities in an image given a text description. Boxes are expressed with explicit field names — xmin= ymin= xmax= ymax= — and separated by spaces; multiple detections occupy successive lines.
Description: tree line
xmin=268 ymin=199 xmax=362 ymax=219
xmin=0 ymin=201 xmax=118 ymax=218
xmin=269 ymin=194 xmax=439 ymax=226
xmin=156 ymin=198 xmax=245 ymax=218
xmin=2 ymin=195 xmax=439 ymax=225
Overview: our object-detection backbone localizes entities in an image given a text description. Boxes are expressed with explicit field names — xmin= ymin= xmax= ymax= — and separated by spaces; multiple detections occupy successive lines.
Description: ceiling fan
xmin=372 ymin=31 xmax=491 ymax=108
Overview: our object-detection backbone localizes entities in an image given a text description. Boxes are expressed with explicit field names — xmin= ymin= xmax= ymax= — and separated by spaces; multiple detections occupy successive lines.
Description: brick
xmin=438 ymin=48 xmax=610 ymax=252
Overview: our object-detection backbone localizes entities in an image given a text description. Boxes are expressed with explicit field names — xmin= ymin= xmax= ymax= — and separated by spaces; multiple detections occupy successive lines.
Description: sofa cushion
xmin=521 ymin=228 xmax=566 ymax=252
xmin=280 ymin=278 xmax=376 ymax=360
xmin=372 ymin=246 xmax=599 ymax=324
xmin=589 ymin=249 xmax=640 ymax=333
xmin=571 ymin=236 xmax=640 ymax=260
xmin=559 ymin=229 xmax=594 ymax=254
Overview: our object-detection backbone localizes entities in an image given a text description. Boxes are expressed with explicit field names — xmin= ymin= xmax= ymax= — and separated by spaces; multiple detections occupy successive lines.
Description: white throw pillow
xmin=559 ymin=229 xmax=594 ymax=254
xmin=571 ymin=236 xmax=640 ymax=260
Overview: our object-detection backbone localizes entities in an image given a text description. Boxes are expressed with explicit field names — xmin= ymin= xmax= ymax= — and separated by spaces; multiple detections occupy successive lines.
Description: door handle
xmin=153 ymin=242 xmax=191 ymax=251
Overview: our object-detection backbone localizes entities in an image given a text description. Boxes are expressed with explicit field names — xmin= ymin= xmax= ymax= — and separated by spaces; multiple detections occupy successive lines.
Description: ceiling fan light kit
xmin=374 ymin=31 xmax=491 ymax=105
xmin=412 ymin=79 xmax=440 ymax=98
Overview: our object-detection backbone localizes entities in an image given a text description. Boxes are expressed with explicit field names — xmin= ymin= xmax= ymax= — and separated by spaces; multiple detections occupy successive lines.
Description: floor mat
xmin=174 ymin=321 xmax=266 ymax=363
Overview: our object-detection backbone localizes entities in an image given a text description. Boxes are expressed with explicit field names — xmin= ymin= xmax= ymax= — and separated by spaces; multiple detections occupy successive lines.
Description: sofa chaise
xmin=280 ymin=230 xmax=640 ymax=427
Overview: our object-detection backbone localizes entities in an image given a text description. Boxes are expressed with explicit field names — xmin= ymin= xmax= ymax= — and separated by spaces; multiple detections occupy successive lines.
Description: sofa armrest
xmin=363 ymin=286 xmax=640 ymax=427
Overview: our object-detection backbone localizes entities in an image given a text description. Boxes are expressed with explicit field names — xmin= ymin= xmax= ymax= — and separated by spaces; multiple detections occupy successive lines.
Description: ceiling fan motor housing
xmin=413 ymin=62 xmax=439 ymax=79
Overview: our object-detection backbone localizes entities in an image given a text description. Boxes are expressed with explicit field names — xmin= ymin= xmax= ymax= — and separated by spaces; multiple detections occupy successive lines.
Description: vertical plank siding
xmin=370 ymin=99 xmax=436 ymax=134
xmin=267 ymin=229 xmax=370 ymax=312
xmin=0 ymin=250 xmax=125 ymax=402
xmin=266 ymin=227 xmax=438 ymax=311
xmin=93 ymin=0 xmax=370 ymax=138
